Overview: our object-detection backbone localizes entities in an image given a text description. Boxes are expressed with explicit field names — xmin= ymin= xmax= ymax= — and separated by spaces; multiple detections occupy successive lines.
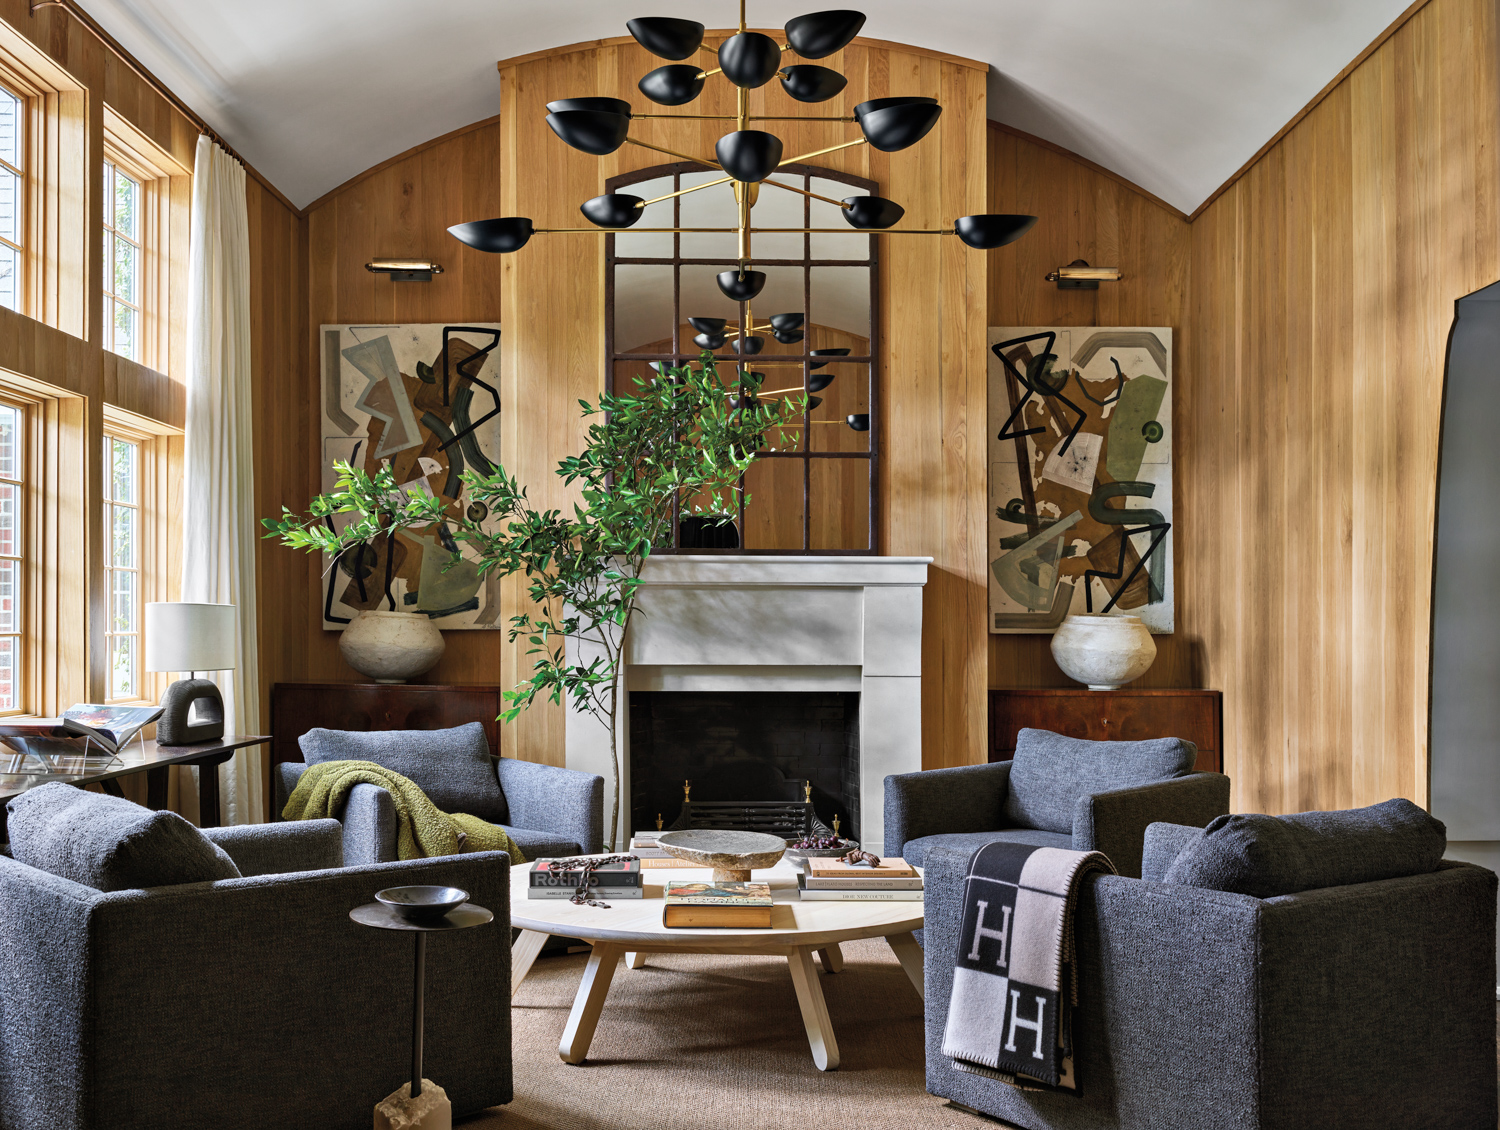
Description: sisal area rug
xmin=459 ymin=938 xmax=973 ymax=1130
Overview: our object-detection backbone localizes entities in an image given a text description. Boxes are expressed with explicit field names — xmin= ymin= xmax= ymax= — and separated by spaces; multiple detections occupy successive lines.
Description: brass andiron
xmin=833 ymin=815 xmax=841 ymax=838
xmin=655 ymin=814 xmax=663 ymax=831
xmin=804 ymin=780 xmax=812 ymax=802
xmin=683 ymin=779 xmax=692 ymax=803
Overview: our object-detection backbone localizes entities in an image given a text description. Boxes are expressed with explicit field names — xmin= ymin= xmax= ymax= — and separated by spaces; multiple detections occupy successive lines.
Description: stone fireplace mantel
xmin=566 ymin=555 xmax=930 ymax=853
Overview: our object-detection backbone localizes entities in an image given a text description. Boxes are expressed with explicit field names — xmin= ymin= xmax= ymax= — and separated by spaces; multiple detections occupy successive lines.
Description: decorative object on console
xmin=656 ymin=828 xmax=787 ymax=881
xmin=266 ymin=355 xmax=802 ymax=850
xmin=312 ymin=323 xmax=502 ymax=629
xmin=989 ymin=327 xmax=1174 ymax=632
xmin=338 ymin=609 xmax=446 ymax=684
xmin=1045 ymin=259 xmax=1121 ymax=289
xmin=1049 ymin=613 xmax=1157 ymax=690
xmin=145 ymin=602 xmax=236 ymax=744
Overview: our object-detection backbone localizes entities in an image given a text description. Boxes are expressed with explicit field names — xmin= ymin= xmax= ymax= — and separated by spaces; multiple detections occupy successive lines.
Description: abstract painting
xmin=987 ymin=327 xmax=1173 ymax=633
xmin=320 ymin=323 xmax=503 ymax=630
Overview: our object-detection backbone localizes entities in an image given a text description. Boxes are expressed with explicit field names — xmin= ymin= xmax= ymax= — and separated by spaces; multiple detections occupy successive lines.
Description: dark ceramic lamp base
xmin=157 ymin=678 xmax=225 ymax=745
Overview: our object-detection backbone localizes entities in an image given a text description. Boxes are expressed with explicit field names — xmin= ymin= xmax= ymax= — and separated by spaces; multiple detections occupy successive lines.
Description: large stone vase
xmin=339 ymin=610 xmax=445 ymax=684
xmin=1050 ymin=613 xmax=1156 ymax=691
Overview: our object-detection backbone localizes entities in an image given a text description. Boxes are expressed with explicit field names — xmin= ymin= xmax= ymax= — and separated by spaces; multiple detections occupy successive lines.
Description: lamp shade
xmin=778 ymin=65 xmax=847 ymax=103
xmin=627 ymin=17 xmax=705 ymax=60
xmin=581 ymin=194 xmax=645 ymax=228
xmin=842 ymin=195 xmax=904 ymax=229
xmin=719 ymin=32 xmax=783 ymax=88
xmin=545 ymin=109 xmax=630 ymax=155
xmin=716 ymin=130 xmax=784 ymax=182
xmin=448 ymin=217 xmax=535 ymax=253
xmin=145 ymin=603 xmax=236 ymax=673
xmin=785 ymin=10 xmax=867 ymax=58
xmin=954 ymin=214 xmax=1039 ymax=249
xmin=639 ymin=65 xmax=706 ymax=106
xmin=857 ymin=102 xmax=942 ymax=152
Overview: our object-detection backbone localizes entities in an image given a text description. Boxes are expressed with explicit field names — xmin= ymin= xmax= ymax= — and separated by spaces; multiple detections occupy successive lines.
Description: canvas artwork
xmin=319 ymin=323 xmax=503 ymax=630
xmin=987 ymin=327 xmax=1173 ymax=633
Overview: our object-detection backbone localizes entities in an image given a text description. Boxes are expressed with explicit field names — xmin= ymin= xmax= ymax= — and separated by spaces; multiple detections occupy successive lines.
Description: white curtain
xmin=183 ymin=135 xmax=262 ymax=824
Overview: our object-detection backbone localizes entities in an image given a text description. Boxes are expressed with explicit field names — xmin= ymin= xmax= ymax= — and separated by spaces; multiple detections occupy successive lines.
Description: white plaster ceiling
xmin=72 ymin=0 xmax=1411 ymax=212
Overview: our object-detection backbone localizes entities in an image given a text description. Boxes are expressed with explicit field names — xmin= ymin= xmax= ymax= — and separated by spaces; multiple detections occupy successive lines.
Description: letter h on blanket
xmin=942 ymin=841 xmax=1115 ymax=1091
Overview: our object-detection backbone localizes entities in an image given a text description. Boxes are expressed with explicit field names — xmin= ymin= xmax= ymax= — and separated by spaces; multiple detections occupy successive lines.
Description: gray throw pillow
xmin=1001 ymin=727 xmax=1198 ymax=834
xmin=299 ymin=722 xmax=506 ymax=822
xmin=6 ymin=783 xmax=241 ymax=891
xmin=1162 ymin=797 xmax=1446 ymax=898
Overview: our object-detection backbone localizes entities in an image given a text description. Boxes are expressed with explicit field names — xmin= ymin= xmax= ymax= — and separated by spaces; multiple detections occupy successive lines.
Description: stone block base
xmin=374 ymin=1080 xmax=451 ymax=1130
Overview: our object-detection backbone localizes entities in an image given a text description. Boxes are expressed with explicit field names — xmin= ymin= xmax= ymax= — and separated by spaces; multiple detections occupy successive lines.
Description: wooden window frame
xmin=0 ymin=71 xmax=28 ymax=316
xmin=100 ymin=429 xmax=143 ymax=703
xmin=101 ymin=127 xmax=176 ymax=374
xmin=0 ymin=394 xmax=27 ymax=715
xmin=605 ymin=161 xmax=880 ymax=555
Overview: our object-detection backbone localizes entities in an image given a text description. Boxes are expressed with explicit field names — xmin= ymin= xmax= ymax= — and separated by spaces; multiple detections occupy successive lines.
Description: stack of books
xmin=797 ymin=856 xmax=923 ymax=901
xmin=627 ymin=832 xmax=669 ymax=859
xmin=662 ymin=880 xmax=773 ymax=927
xmin=528 ymin=857 xmax=643 ymax=900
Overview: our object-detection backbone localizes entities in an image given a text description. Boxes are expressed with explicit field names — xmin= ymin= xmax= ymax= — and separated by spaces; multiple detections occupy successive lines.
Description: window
xmin=0 ymin=402 xmax=24 ymax=712
xmin=103 ymin=434 xmax=141 ymax=700
xmin=0 ymin=81 xmax=23 ymax=313
xmin=102 ymin=159 xmax=141 ymax=360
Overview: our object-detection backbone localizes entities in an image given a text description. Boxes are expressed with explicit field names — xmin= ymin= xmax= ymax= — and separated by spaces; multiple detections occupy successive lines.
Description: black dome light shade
xmin=808 ymin=347 xmax=850 ymax=370
xmin=954 ymin=214 xmax=1039 ymax=249
xmin=773 ymin=329 xmax=805 ymax=344
xmin=546 ymin=110 xmax=630 ymax=155
xmin=853 ymin=96 xmax=937 ymax=122
xmin=779 ymin=65 xmax=847 ymax=103
xmin=688 ymin=317 xmax=727 ymax=334
xmin=785 ymin=10 xmax=867 ymax=58
xmin=626 ymin=17 xmax=705 ymax=60
xmin=842 ymin=195 xmax=904 ymax=229
xmin=858 ymin=102 xmax=942 ymax=152
xmin=639 ymin=64 xmax=706 ymax=106
xmin=733 ymin=335 xmax=766 ymax=355
xmin=717 ymin=269 xmax=767 ymax=300
xmin=580 ymin=194 xmax=644 ymax=228
xmin=769 ymin=313 xmax=804 ymax=333
xmin=846 ymin=413 xmax=871 ymax=431
xmin=808 ymin=370 xmax=836 ymax=392
xmin=719 ymin=32 xmax=783 ymax=88
xmin=448 ymin=217 xmax=535 ymax=253
xmin=546 ymin=97 xmax=632 ymax=116
xmin=716 ymin=130 xmax=784 ymax=182
xmin=693 ymin=332 xmax=728 ymax=349
xmin=807 ymin=395 xmax=824 ymax=410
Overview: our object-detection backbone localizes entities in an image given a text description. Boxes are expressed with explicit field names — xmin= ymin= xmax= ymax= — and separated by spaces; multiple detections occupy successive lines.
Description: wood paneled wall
xmin=1184 ymin=0 xmax=1500 ymax=814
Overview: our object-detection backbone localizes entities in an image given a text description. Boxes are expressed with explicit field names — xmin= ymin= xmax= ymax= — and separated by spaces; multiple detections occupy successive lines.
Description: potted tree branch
xmin=265 ymin=353 xmax=804 ymax=848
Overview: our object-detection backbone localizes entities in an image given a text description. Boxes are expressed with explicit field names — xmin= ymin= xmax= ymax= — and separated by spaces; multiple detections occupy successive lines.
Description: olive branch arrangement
xmin=264 ymin=352 xmax=805 ymax=848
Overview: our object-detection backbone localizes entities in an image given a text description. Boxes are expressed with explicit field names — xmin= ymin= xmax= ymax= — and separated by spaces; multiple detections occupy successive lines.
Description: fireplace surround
xmin=566 ymin=555 xmax=930 ymax=853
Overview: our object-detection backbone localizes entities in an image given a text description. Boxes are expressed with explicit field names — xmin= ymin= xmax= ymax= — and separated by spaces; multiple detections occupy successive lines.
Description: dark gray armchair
xmin=922 ymin=824 xmax=1498 ymax=1130
xmin=275 ymin=724 xmax=604 ymax=866
xmin=0 ymin=819 xmax=513 ymax=1130
xmin=884 ymin=728 xmax=1229 ymax=877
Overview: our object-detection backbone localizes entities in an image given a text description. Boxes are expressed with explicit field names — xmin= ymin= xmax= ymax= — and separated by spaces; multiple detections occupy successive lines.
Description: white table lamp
xmin=145 ymin=602 xmax=237 ymax=745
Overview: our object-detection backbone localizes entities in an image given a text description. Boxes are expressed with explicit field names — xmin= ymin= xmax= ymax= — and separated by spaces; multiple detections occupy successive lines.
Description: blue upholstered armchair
xmin=275 ymin=723 xmax=604 ymax=866
xmin=884 ymin=728 xmax=1229 ymax=877
xmin=0 ymin=817 xmax=514 ymax=1130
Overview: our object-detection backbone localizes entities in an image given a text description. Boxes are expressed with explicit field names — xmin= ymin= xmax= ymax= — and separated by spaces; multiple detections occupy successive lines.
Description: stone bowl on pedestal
xmin=1050 ymin=613 xmax=1157 ymax=691
xmin=656 ymin=829 xmax=787 ymax=882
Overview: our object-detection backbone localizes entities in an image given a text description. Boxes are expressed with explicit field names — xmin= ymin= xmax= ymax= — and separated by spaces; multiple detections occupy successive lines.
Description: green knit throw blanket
xmin=282 ymin=759 xmax=527 ymax=863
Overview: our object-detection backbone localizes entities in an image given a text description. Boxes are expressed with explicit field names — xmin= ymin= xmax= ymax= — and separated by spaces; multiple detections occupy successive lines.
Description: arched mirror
xmin=606 ymin=162 xmax=878 ymax=554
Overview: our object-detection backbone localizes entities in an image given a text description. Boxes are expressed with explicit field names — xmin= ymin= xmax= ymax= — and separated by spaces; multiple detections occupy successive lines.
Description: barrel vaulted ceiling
xmin=73 ymin=0 xmax=1412 ymax=212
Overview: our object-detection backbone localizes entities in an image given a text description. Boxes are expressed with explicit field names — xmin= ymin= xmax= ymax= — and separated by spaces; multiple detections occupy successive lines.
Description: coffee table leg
xmin=787 ymin=945 xmax=841 ymax=1071
xmin=886 ymin=931 xmax=924 ymax=1000
xmin=624 ymin=950 xmax=647 ymax=969
xmin=815 ymin=943 xmax=844 ymax=974
xmin=511 ymin=929 xmax=550 ymax=998
xmin=559 ymin=943 xmax=622 ymax=1065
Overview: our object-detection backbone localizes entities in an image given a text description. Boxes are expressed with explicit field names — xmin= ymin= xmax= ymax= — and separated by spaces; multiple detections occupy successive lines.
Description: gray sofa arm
xmin=339 ymin=782 xmax=400 ymax=866
xmin=200 ymin=819 xmax=343 ymax=876
xmin=89 ymin=852 xmax=514 ymax=1127
xmin=1072 ymin=771 xmax=1230 ymax=878
xmin=496 ymin=757 xmax=604 ymax=854
xmin=1141 ymin=821 xmax=1206 ymax=881
xmin=883 ymin=761 xmax=1011 ymax=860
xmin=274 ymin=760 xmax=307 ymax=817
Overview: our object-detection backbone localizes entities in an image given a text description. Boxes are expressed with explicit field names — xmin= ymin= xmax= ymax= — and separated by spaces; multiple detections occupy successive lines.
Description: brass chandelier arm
xmin=637 ymin=175 xmax=736 ymax=207
xmin=760 ymin=177 xmax=849 ymax=209
xmin=527 ymin=226 xmax=959 ymax=235
xmin=777 ymin=138 xmax=868 ymax=165
xmin=625 ymin=137 xmax=721 ymax=168
xmin=630 ymin=114 xmax=855 ymax=122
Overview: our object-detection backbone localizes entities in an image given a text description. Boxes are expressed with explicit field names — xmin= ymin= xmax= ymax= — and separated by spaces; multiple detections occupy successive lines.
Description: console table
xmin=269 ymin=683 xmax=506 ymax=772
xmin=989 ymin=688 xmax=1222 ymax=772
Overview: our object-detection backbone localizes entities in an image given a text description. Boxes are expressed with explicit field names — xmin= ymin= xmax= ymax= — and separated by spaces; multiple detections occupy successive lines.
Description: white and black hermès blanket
xmin=942 ymin=841 xmax=1116 ymax=1091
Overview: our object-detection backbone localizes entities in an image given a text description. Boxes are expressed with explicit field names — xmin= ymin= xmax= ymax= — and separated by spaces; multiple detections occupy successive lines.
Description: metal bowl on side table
xmin=656 ymin=829 xmax=787 ymax=881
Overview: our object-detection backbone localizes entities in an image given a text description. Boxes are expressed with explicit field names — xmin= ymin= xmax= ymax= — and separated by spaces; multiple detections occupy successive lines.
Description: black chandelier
xmin=448 ymin=4 xmax=1037 ymax=431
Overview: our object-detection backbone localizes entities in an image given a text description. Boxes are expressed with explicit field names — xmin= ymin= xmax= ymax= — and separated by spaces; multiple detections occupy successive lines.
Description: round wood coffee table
xmin=508 ymin=859 xmax=924 ymax=1071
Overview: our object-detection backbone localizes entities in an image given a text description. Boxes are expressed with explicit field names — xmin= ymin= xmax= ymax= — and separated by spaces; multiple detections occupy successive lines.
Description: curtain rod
xmin=29 ymin=0 xmax=249 ymax=170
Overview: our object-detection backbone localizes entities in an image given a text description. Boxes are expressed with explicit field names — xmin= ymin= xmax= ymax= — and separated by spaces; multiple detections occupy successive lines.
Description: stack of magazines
xmin=797 ymin=856 xmax=923 ymax=901
xmin=527 ymin=857 xmax=643 ymax=900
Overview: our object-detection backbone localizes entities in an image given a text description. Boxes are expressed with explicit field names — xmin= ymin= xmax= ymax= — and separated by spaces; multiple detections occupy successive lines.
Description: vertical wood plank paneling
xmin=1187 ymin=0 xmax=1500 ymax=813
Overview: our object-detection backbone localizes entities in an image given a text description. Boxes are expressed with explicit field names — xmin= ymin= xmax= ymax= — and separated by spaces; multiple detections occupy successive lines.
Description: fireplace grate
xmin=666 ymin=800 xmax=836 ymax=839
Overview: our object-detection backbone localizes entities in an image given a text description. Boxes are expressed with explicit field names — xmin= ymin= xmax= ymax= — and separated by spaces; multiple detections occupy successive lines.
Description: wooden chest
xmin=269 ymin=682 xmax=506 ymax=768
xmin=989 ymin=688 xmax=1223 ymax=773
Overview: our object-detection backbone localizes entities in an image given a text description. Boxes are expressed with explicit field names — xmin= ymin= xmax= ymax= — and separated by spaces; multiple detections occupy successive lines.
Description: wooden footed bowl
xmin=656 ymin=829 xmax=787 ymax=882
